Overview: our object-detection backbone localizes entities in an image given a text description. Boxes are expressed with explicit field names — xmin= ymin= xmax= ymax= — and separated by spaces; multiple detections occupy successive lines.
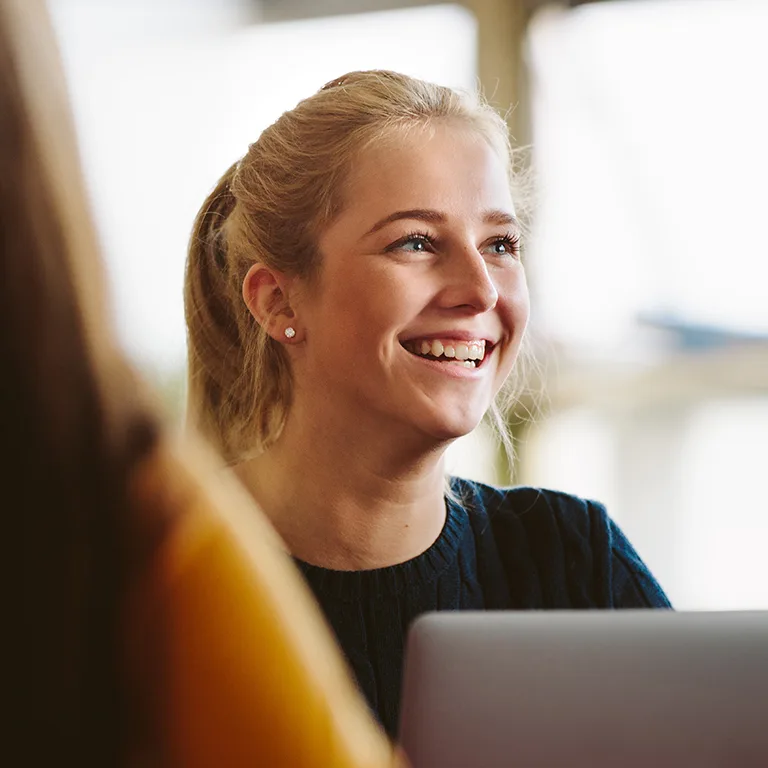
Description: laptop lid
xmin=399 ymin=610 xmax=768 ymax=768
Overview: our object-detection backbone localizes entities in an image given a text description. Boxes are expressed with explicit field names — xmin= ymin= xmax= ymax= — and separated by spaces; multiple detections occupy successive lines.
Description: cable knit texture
xmin=296 ymin=478 xmax=671 ymax=737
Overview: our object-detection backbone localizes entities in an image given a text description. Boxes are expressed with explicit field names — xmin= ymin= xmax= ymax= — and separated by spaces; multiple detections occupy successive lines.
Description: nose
xmin=439 ymin=245 xmax=499 ymax=314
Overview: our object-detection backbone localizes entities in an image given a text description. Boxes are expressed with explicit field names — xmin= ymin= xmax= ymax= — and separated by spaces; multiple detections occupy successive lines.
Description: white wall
xmin=50 ymin=1 xmax=477 ymax=377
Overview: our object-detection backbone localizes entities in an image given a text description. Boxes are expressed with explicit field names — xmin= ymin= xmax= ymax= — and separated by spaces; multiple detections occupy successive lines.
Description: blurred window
xmin=524 ymin=0 xmax=768 ymax=609
xmin=51 ymin=2 xmax=477 ymax=377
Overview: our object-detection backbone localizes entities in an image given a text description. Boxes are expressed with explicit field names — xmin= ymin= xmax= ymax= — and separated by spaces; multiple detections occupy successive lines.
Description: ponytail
xmin=184 ymin=162 xmax=292 ymax=462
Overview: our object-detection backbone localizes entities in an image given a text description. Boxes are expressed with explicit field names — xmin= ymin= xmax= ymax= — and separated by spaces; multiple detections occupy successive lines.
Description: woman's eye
xmin=485 ymin=236 xmax=520 ymax=258
xmin=400 ymin=236 xmax=429 ymax=252
xmin=387 ymin=234 xmax=433 ymax=253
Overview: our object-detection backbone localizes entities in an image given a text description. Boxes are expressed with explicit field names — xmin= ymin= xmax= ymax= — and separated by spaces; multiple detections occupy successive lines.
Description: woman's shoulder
xmin=449 ymin=476 xmax=612 ymax=581
xmin=450 ymin=476 xmax=608 ymax=537
xmin=449 ymin=477 xmax=671 ymax=609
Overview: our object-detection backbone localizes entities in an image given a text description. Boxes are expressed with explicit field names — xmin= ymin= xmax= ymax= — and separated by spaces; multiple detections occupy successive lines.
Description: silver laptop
xmin=399 ymin=611 xmax=768 ymax=768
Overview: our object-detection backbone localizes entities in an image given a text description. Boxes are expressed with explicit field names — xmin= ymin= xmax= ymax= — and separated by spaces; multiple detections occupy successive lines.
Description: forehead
xmin=340 ymin=122 xmax=515 ymax=222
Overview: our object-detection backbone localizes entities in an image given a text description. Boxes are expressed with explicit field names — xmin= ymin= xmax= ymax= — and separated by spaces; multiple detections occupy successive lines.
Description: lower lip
xmin=404 ymin=349 xmax=489 ymax=378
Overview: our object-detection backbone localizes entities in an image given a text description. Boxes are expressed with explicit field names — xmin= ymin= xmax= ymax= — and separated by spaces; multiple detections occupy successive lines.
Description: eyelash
xmin=386 ymin=230 xmax=522 ymax=258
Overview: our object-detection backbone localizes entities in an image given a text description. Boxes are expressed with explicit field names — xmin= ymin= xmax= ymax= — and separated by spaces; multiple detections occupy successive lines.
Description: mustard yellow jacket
xmin=124 ymin=441 xmax=401 ymax=768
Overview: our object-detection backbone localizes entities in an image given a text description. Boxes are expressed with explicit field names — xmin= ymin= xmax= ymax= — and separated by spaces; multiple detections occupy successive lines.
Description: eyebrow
xmin=364 ymin=208 xmax=519 ymax=236
xmin=483 ymin=209 xmax=519 ymax=230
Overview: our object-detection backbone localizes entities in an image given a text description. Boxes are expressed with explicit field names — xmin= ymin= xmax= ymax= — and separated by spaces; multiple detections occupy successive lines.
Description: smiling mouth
xmin=400 ymin=338 xmax=493 ymax=369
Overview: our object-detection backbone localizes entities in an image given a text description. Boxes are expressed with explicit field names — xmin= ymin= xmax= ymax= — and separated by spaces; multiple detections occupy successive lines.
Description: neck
xmin=235 ymin=397 xmax=450 ymax=571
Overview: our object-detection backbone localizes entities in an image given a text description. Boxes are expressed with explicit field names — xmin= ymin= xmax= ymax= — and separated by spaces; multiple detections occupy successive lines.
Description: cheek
xmin=305 ymin=266 xmax=367 ymax=337
xmin=497 ymin=266 xmax=530 ymax=333
xmin=305 ymin=266 xmax=403 ymax=360
xmin=330 ymin=263 xmax=419 ymax=330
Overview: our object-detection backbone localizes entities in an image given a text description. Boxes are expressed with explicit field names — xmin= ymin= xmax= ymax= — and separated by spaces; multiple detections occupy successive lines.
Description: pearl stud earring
xmin=284 ymin=326 xmax=296 ymax=339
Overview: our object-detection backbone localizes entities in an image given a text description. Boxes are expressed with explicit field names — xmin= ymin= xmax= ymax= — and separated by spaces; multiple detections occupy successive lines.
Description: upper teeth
xmin=409 ymin=339 xmax=486 ymax=361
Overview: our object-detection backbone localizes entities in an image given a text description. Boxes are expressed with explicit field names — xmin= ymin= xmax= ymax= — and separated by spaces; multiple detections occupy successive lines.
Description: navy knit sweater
xmin=296 ymin=479 xmax=671 ymax=737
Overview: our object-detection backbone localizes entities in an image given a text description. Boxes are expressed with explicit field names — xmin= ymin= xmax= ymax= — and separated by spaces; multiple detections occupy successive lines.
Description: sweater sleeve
xmin=606 ymin=514 xmax=672 ymax=609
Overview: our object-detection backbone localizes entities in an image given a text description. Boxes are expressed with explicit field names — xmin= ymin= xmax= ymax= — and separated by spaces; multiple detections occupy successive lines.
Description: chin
xmin=419 ymin=412 xmax=485 ymax=443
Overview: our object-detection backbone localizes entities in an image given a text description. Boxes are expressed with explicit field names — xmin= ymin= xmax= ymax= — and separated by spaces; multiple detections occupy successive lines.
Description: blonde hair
xmin=185 ymin=69 xmax=531 ymax=466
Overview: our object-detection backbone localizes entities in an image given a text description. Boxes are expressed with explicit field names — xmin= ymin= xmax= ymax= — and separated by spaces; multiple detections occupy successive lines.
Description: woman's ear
xmin=242 ymin=264 xmax=301 ymax=342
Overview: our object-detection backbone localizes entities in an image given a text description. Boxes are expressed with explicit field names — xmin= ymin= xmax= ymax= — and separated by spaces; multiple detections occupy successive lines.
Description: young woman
xmin=185 ymin=70 xmax=671 ymax=737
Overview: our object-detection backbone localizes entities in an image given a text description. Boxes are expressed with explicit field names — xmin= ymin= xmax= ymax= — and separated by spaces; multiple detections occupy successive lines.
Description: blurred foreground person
xmin=2 ymin=0 xmax=398 ymax=765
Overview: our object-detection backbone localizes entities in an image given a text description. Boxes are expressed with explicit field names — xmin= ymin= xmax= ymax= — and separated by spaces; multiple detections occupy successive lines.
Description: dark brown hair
xmin=1 ymin=0 xmax=161 ymax=763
